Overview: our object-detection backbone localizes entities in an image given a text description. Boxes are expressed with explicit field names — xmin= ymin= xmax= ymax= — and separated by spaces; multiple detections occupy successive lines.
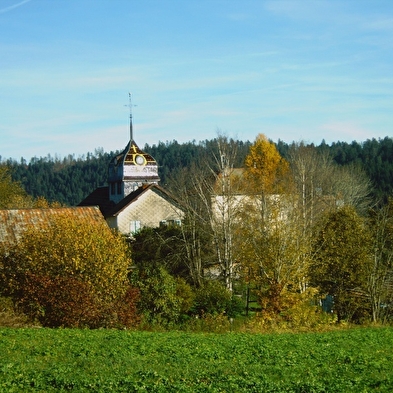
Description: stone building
xmin=79 ymin=101 xmax=184 ymax=235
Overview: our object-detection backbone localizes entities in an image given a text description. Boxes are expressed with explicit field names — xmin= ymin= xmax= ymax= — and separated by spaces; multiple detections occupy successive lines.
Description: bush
xmin=136 ymin=267 xmax=194 ymax=327
xmin=14 ymin=274 xmax=141 ymax=329
xmin=247 ymin=288 xmax=337 ymax=332
xmin=18 ymin=273 xmax=101 ymax=328
xmin=0 ymin=296 xmax=32 ymax=328
xmin=113 ymin=286 xmax=141 ymax=329
xmin=192 ymin=280 xmax=244 ymax=318
xmin=0 ymin=212 xmax=139 ymax=328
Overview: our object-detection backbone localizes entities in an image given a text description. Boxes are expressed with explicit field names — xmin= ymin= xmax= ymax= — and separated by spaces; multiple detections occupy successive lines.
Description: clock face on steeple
xmin=134 ymin=154 xmax=145 ymax=165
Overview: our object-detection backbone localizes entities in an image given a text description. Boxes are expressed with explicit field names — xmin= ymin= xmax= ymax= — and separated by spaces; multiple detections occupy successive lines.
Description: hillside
xmin=3 ymin=136 xmax=393 ymax=206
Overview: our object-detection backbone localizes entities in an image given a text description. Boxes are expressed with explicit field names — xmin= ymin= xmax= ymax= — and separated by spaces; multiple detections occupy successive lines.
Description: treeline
xmin=2 ymin=136 xmax=393 ymax=206
xmin=277 ymin=136 xmax=393 ymax=203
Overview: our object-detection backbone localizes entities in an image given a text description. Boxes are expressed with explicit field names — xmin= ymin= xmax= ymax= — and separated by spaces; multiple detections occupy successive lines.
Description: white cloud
xmin=320 ymin=121 xmax=372 ymax=143
xmin=0 ymin=0 xmax=32 ymax=14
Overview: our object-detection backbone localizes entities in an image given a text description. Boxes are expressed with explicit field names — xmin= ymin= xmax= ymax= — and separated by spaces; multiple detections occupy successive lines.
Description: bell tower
xmin=108 ymin=94 xmax=160 ymax=204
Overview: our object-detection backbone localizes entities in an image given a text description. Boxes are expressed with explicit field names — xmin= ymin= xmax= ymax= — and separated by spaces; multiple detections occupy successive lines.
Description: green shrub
xmin=0 ymin=296 xmax=32 ymax=327
xmin=192 ymin=280 xmax=244 ymax=318
xmin=136 ymin=267 xmax=194 ymax=327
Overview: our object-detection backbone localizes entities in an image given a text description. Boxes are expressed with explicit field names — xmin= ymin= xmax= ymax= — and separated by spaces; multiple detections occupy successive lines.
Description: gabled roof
xmin=107 ymin=183 xmax=185 ymax=217
xmin=78 ymin=184 xmax=184 ymax=218
xmin=0 ymin=206 xmax=105 ymax=246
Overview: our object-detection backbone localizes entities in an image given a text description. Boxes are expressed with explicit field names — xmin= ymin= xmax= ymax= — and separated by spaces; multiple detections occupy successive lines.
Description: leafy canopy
xmin=1 ymin=212 xmax=138 ymax=328
xmin=245 ymin=134 xmax=289 ymax=194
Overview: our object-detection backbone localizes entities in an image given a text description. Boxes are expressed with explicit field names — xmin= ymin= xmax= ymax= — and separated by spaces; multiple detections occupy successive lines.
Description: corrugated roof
xmin=0 ymin=206 xmax=105 ymax=246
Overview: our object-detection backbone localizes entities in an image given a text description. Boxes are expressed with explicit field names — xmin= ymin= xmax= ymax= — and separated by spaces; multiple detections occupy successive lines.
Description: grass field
xmin=0 ymin=327 xmax=392 ymax=392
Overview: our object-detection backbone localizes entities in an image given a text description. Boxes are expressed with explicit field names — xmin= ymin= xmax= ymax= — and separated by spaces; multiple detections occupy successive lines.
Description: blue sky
xmin=1 ymin=0 xmax=392 ymax=161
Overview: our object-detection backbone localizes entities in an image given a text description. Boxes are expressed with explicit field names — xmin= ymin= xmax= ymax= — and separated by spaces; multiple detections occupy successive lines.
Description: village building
xmin=78 ymin=96 xmax=184 ymax=235
xmin=1 ymin=96 xmax=184 ymax=242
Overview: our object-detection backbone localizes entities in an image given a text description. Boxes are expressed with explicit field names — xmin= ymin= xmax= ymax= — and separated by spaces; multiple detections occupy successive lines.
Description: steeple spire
xmin=128 ymin=92 xmax=133 ymax=141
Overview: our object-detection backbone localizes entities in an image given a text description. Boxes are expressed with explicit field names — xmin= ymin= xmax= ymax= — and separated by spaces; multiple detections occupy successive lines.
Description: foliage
xmin=185 ymin=312 xmax=233 ymax=333
xmin=1 ymin=327 xmax=393 ymax=391
xmin=135 ymin=266 xmax=194 ymax=327
xmin=192 ymin=280 xmax=243 ymax=318
xmin=0 ymin=212 xmax=139 ymax=328
xmin=0 ymin=164 xmax=31 ymax=208
xmin=367 ymin=199 xmax=393 ymax=323
xmin=130 ymin=226 xmax=190 ymax=278
xmin=0 ymin=296 xmax=32 ymax=328
xmin=252 ymin=287 xmax=337 ymax=330
xmin=244 ymin=133 xmax=290 ymax=194
xmin=3 ymin=136 xmax=393 ymax=206
xmin=310 ymin=206 xmax=372 ymax=323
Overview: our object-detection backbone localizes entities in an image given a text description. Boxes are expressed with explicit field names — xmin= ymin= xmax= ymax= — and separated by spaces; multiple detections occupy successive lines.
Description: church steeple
xmin=108 ymin=94 xmax=160 ymax=204
xmin=128 ymin=92 xmax=134 ymax=141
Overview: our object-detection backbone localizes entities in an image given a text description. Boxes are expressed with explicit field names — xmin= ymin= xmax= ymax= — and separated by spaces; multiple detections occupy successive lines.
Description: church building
xmin=79 ymin=96 xmax=184 ymax=235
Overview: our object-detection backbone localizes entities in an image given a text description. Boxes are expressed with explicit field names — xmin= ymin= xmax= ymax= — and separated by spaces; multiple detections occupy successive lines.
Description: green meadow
xmin=1 ymin=327 xmax=393 ymax=392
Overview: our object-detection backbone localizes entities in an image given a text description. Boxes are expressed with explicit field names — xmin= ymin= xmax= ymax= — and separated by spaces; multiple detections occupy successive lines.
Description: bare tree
xmin=165 ymin=133 xmax=243 ymax=291
xmin=368 ymin=201 xmax=393 ymax=323
xmin=166 ymin=164 xmax=210 ymax=287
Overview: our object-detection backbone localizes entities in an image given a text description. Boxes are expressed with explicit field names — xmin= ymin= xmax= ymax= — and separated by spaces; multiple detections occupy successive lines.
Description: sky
xmin=1 ymin=0 xmax=392 ymax=161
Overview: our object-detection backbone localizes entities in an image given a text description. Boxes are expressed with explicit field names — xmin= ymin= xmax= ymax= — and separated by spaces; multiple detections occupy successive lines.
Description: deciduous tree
xmin=0 ymin=212 xmax=139 ymax=328
xmin=244 ymin=134 xmax=289 ymax=196
xmin=237 ymin=135 xmax=308 ymax=317
xmin=367 ymin=200 xmax=393 ymax=323
xmin=191 ymin=133 xmax=244 ymax=291
xmin=0 ymin=165 xmax=31 ymax=208
xmin=310 ymin=206 xmax=371 ymax=322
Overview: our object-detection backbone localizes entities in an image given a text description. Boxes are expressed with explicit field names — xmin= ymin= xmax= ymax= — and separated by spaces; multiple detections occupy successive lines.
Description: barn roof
xmin=0 ymin=206 xmax=105 ymax=246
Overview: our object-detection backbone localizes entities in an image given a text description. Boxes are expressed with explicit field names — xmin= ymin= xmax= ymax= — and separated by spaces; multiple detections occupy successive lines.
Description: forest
xmin=1 ymin=134 xmax=393 ymax=330
xmin=2 ymin=136 xmax=393 ymax=206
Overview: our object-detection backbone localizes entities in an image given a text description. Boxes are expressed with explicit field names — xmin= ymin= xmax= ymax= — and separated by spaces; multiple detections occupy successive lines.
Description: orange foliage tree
xmin=0 ymin=213 xmax=139 ymax=328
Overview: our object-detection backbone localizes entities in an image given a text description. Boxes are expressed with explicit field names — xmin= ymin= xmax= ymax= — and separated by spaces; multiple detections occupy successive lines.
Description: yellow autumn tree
xmin=0 ymin=212 xmax=139 ymax=328
xmin=244 ymin=134 xmax=290 ymax=195
xmin=236 ymin=135 xmax=314 ymax=324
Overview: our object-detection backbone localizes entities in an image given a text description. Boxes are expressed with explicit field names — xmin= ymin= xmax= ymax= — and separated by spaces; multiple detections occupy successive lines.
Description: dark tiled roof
xmin=107 ymin=184 xmax=185 ymax=217
xmin=0 ymin=206 xmax=105 ymax=245
xmin=78 ymin=186 xmax=115 ymax=216
xmin=106 ymin=184 xmax=151 ymax=217
xmin=79 ymin=184 xmax=185 ymax=218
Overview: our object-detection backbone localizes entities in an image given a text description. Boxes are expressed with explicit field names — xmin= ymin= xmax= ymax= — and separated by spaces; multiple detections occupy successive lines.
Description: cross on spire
xmin=127 ymin=92 xmax=137 ymax=141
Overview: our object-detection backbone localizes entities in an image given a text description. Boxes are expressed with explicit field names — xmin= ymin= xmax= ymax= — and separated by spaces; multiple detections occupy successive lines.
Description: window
xmin=117 ymin=181 xmax=122 ymax=195
xmin=160 ymin=219 xmax=181 ymax=228
xmin=160 ymin=220 xmax=167 ymax=227
xmin=130 ymin=221 xmax=141 ymax=234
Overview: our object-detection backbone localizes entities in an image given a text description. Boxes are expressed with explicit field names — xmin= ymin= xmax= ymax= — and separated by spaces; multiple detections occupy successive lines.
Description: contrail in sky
xmin=0 ymin=0 xmax=32 ymax=14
